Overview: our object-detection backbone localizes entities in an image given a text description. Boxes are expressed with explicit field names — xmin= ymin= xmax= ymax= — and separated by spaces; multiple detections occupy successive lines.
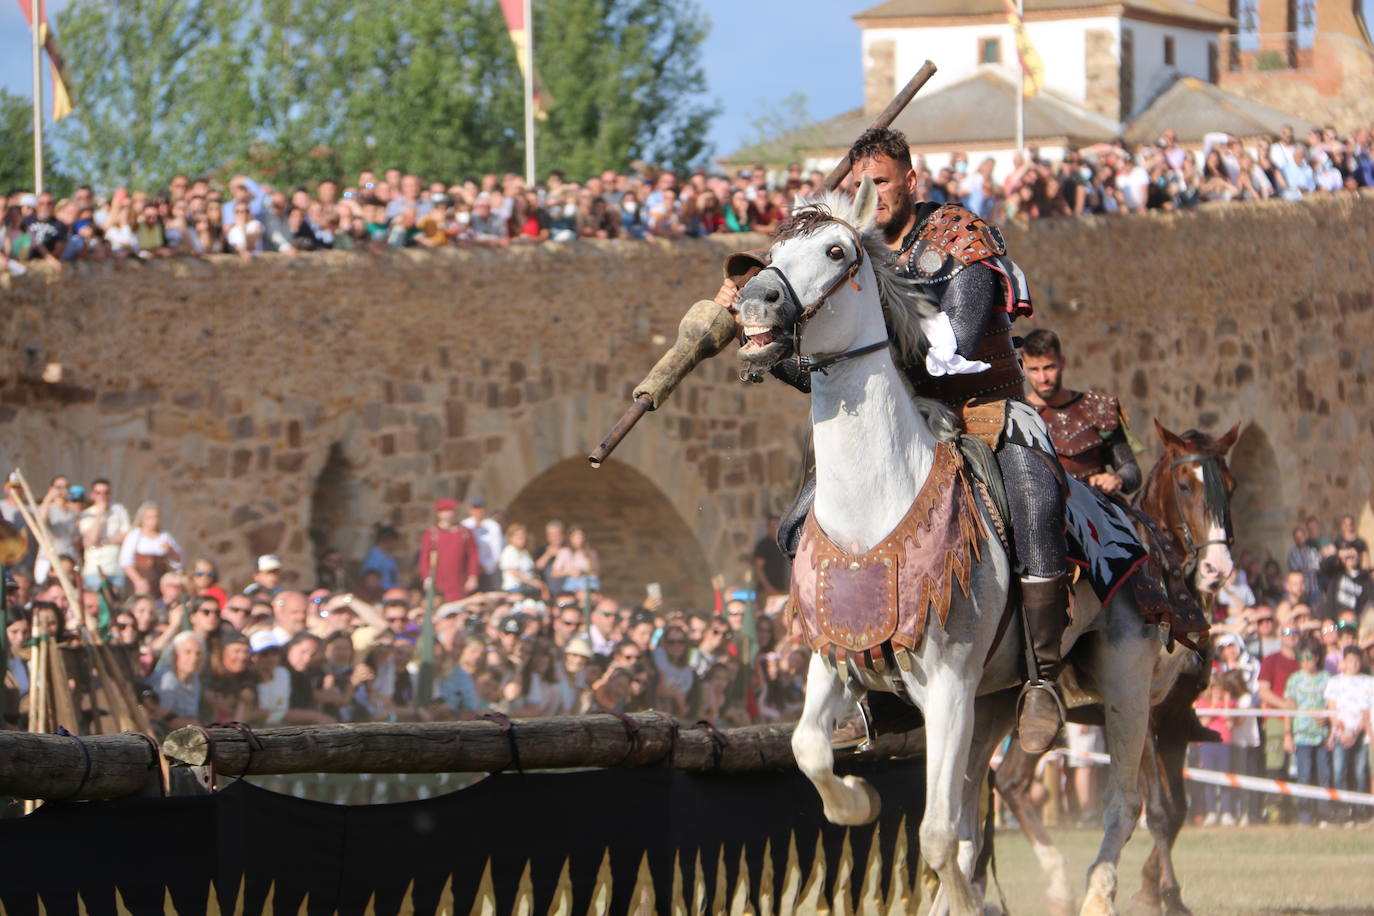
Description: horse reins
xmin=752 ymin=212 xmax=881 ymax=375
xmin=1166 ymin=453 xmax=1233 ymax=572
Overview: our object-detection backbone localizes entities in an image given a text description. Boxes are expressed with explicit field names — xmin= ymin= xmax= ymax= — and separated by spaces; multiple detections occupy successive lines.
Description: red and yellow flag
xmin=1002 ymin=0 xmax=1044 ymax=100
xmin=499 ymin=0 xmax=550 ymax=120
xmin=16 ymin=0 xmax=74 ymax=121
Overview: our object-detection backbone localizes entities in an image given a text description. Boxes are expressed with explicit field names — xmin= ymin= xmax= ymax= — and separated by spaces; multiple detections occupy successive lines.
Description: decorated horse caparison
xmin=733 ymin=178 xmax=1172 ymax=916
xmin=996 ymin=421 xmax=1239 ymax=916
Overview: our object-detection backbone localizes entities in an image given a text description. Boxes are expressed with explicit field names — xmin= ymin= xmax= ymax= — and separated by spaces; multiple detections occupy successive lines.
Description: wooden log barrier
xmin=163 ymin=714 xmax=925 ymax=777
xmin=0 ymin=731 xmax=163 ymax=800
xmin=0 ymin=716 xmax=925 ymax=801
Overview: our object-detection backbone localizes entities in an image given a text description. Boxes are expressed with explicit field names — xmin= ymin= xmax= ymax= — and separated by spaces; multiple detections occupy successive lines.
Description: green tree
xmin=533 ymin=0 xmax=718 ymax=179
xmin=0 ymin=88 xmax=72 ymax=194
xmin=52 ymin=0 xmax=253 ymax=189
xmin=51 ymin=0 xmax=717 ymax=190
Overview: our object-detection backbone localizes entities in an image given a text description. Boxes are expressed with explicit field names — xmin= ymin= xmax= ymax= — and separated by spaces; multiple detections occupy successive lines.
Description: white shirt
xmin=1119 ymin=166 xmax=1150 ymax=212
xmin=78 ymin=503 xmax=131 ymax=576
xmin=118 ymin=529 xmax=182 ymax=571
xmin=462 ymin=517 xmax=505 ymax=573
xmin=257 ymin=666 xmax=292 ymax=725
xmin=1325 ymin=673 xmax=1373 ymax=735
xmin=499 ymin=544 xmax=535 ymax=591
xmin=226 ymin=219 xmax=264 ymax=253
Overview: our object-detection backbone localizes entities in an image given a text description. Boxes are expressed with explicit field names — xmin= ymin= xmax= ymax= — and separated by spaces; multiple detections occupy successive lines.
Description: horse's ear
xmin=1215 ymin=422 xmax=1241 ymax=454
xmin=853 ymin=175 xmax=878 ymax=229
xmin=1154 ymin=419 xmax=1186 ymax=451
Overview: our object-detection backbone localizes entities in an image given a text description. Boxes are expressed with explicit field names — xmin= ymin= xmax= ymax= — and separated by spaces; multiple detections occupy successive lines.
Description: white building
xmin=721 ymin=0 xmax=1278 ymax=173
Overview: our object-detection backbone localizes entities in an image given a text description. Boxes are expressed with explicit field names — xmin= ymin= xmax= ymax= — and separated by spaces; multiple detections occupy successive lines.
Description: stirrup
xmin=1016 ymin=679 xmax=1067 ymax=754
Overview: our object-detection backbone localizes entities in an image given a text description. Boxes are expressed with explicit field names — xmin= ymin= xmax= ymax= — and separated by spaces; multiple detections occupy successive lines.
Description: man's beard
xmin=1038 ymin=378 xmax=1062 ymax=400
xmin=880 ymin=193 xmax=915 ymax=244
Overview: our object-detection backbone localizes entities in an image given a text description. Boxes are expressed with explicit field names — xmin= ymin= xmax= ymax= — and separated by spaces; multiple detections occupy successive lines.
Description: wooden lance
xmin=588 ymin=60 xmax=938 ymax=467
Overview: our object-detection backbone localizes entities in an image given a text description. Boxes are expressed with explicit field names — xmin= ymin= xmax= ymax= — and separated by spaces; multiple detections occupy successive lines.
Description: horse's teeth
xmin=744 ymin=326 xmax=770 ymax=336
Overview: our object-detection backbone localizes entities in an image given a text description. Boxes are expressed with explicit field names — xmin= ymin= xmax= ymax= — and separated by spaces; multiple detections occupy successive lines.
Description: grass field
xmin=984 ymin=824 xmax=1374 ymax=915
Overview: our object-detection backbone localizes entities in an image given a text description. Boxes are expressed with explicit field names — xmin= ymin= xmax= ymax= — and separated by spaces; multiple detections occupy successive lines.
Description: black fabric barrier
xmin=0 ymin=757 xmax=925 ymax=915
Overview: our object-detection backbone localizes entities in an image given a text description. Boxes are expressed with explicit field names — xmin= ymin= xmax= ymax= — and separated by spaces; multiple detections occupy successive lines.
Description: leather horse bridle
xmin=747 ymin=212 xmax=884 ymax=377
xmin=1166 ymin=452 xmax=1233 ymax=576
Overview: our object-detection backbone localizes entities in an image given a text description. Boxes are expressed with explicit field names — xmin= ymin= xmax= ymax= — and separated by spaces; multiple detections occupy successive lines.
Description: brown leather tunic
xmin=1037 ymin=391 xmax=1124 ymax=482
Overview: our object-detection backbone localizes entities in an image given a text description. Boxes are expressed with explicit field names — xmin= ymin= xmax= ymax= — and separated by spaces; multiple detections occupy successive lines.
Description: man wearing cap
xmin=462 ymin=498 xmax=505 ymax=593
xmin=244 ymin=555 xmax=283 ymax=598
xmin=419 ymin=499 xmax=480 ymax=603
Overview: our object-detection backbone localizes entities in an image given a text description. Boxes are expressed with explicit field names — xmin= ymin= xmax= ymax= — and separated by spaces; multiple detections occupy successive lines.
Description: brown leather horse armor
xmin=1038 ymin=391 xmax=1127 ymax=483
xmin=789 ymin=442 xmax=986 ymax=663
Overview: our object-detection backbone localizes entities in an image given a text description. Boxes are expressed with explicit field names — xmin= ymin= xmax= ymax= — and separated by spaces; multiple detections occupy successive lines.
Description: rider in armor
xmin=716 ymin=128 xmax=1069 ymax=754
xmin=1021 ymin=329 xmax=1142 ymax=495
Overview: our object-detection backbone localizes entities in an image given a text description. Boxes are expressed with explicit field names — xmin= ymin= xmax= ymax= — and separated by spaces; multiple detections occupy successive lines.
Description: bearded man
xmin=1020 ymin=328 xmax=1141 ymax=495
xmin=716 ymin=127 xmax=1071 ymax=753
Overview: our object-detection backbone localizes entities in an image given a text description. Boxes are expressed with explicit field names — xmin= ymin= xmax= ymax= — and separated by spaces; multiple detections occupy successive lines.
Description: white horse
xmin=735 ymin=178 xmax=1160 ymax=916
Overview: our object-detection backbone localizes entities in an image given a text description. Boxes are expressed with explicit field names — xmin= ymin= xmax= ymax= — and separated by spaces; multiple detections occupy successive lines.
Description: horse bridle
xmin=749 ymin=213 xmax=881 ymax=376
xmin=1167 ymin=452 xmax=1233 ymax=571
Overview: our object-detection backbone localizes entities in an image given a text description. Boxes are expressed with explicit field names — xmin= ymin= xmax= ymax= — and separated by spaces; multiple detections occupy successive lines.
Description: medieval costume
xmin=1037 ymin=390 xmax=1142 ymax=493
xmin=772 ymin=202 xmax=1148 ymax=752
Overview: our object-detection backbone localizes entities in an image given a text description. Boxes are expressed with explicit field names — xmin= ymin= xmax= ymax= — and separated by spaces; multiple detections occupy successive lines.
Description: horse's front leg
xmin=1080 ymin=626 xmax=1154 ymax=916
xmin=997 ymin=737 xmax=1076 ymax=916
xmin=792 ymin=652 xmax=879 ymax=826
xmin=913 ymin=662 xmax=982 ymax=916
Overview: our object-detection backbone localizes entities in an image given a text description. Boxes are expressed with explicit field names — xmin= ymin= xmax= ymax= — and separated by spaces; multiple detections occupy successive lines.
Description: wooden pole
xmin=31 ymin=0 xmax=44 ymax=195
xmin=0 ymin=715 xmax=925 ymax=801
xmin=820 ymin=60 xmax=938 ymax=192
xmin=163 ymin=715 xmax=926 ymax=778
xmin=2 ymin=731 xmax=162 ymax=801
xmin=7 ymin=470 xmax=92 ymax=636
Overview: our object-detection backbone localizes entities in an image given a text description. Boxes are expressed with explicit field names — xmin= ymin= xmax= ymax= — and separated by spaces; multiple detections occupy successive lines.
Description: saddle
xmin=790 ymin=441 xmax=987 ymax=668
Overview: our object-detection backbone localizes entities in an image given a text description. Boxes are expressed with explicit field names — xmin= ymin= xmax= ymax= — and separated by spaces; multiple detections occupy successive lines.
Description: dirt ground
xmin=983 ymin=824 xmax=1374 ymax=916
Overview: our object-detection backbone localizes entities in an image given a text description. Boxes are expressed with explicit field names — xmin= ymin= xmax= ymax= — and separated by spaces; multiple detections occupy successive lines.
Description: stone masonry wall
xmin=2 ymin=195 xmax=1372 ymax=601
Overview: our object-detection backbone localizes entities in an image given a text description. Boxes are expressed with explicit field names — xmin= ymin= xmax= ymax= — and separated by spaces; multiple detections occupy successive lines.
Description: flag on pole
xmin=1002 ymin=0 xmax=1044 ymax=100
xmin=16 ymin=0 xmax=74 ymax=121
xmin=499 ymin=0 xmax=550 ymax=120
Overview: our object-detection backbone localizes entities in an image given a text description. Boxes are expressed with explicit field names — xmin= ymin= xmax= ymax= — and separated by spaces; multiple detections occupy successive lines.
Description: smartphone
xmin=646 ymin=582 xmax=662 ymax=602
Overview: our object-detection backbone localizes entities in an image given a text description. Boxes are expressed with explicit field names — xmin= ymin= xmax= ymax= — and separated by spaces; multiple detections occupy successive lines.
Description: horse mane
xmin=1136 ymin=429 xmax=1233 ymax=536
xmin=774 ymin=193 xmax=939 ymax=369
xmin=775 ymin=193 xmax=956 ymax=440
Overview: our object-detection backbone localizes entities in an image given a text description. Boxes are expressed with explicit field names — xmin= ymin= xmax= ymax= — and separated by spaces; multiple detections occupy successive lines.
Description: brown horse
xmin=992 ymin=421 xmax=1239 ymax=916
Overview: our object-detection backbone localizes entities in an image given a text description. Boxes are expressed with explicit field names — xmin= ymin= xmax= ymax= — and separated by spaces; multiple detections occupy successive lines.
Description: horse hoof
xmin=1078 ymin=863 xmax=1117 ymax=916
xmin=1130 ymin=888 xmax=1162 ymax=914
xmin=825 ymin=775 xmax=882 ymax=825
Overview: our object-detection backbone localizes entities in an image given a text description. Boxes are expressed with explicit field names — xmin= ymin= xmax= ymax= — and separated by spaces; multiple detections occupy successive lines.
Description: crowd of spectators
xmin=4 ymin=123 xmax=1373 ymax=276
xmin=1 ymin=477 xmax=800 ymax=739
xmin=1189 ymin=513 xmax=1374 ymax=828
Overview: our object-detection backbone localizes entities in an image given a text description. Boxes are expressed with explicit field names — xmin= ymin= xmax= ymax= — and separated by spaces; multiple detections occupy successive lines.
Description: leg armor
xmin=996 ymin=440 xmax=1071 ymax=754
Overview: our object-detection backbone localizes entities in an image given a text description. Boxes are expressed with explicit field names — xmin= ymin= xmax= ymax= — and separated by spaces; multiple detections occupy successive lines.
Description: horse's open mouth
xmin=739 ymin=325 xmax=790 ymax=365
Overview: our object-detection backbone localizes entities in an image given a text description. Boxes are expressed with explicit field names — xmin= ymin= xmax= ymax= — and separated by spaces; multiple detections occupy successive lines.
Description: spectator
xmin=459 ymin=499 xmax=504 ymax=593
xmin=1320 ymin=545 xmax=1372 ymax=620
xmin=499 ymin=524 xmax=543 ymax=598
xmin=551 ymin=526 xmax=598 ymax=597
xmin=419 ymin=499 xmax=481 ymax=603
xmin=535 ymin=520 xmax=567 ymax=596
xmin=118 ymin=502 xmax=181 ymax=597
xmin=361 ymin=525 xmax=403 ymax=592
xmin=1324 ymin=646 xmax=1371 ymax=822
xmin=151 ymin=631 xmax=206 ymax=731
xmin=244 ymin=554 xmax=283 ymax=599
xmin=250 ymin=590 xmax=310 ymax=651
xmin=1283 ymin=642 xmax=1331 ymax=824
xmin=723 ymin=189 xmax=753 ymax=232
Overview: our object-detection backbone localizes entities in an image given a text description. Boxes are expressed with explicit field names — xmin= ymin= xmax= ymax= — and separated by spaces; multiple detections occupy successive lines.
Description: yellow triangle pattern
xmin=46 ymin=819 xmax=915 ymax=915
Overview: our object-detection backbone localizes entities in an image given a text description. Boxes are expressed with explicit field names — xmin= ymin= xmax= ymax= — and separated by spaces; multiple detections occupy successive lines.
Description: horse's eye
xmin=827 ymin=244 xmax=845 ymax=261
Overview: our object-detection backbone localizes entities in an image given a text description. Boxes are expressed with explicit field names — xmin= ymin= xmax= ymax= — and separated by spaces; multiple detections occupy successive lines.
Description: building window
xmin=980 ymin=37 xmax=1001 ymax=64
xmin=1164 ymin=35 xmax=1176 ymax=66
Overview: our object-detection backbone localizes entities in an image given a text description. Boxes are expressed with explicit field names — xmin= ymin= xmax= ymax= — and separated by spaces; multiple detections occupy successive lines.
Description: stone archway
xmin=1229 ymin=423 xmax=1286 ymax=562
xmin=308 ymin=442 xmax=374 ymax=577
xmin=504 ymin=457 xmax=715 ymax=613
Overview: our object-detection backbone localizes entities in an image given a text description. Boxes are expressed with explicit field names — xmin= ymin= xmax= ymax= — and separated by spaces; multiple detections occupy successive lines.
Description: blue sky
xmin=0 ymin=0 xmax=864 ymax=167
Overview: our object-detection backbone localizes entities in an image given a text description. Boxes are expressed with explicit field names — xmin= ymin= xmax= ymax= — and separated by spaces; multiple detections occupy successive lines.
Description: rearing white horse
xmin=735 ymin=178 xmax=1160 ymax=916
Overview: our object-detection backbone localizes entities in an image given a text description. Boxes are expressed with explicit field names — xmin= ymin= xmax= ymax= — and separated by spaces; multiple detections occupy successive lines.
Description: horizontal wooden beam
xmin=163 ymin=714 xmax=924 ymax=777
xmin=0 ymin=731 xmax=162 ymax=800
xmin=0 ymin=716 xmax=924 ymax=801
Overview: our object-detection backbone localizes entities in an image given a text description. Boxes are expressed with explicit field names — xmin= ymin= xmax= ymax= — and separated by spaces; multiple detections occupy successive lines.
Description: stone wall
xmin=2 ymin=195 xmax=1372 ymax=603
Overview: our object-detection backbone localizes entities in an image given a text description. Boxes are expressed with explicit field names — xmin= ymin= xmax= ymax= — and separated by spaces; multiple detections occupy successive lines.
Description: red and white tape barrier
xmin=1193 ymin=708 xmax=1332 ymax=718
xmin=1061 ymin=748 xmax=1374 ymax=807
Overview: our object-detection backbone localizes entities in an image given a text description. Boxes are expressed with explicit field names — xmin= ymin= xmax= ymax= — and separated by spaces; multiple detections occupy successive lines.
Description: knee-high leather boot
xmin=1017 ymin=573 xmax=1070 ymax=754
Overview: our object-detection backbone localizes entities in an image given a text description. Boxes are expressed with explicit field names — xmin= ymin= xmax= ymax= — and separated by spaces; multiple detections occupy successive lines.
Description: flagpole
xmin=523 ymin=0 xmax=536 ymax=187
xmin=31 ymin=0 xmax=45 ymax=194
xmin=1015 ymin=0 xmax=1025 ymax=156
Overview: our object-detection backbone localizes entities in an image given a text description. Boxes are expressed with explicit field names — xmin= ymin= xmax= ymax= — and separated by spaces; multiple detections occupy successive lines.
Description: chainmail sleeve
xmin=769 ymin=359 xmax=812 ymax=394
xmin=938 ymin=265 xmax=999 ymax=359
xmin=1107 ymin=429 xmax=1142 ymax=494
